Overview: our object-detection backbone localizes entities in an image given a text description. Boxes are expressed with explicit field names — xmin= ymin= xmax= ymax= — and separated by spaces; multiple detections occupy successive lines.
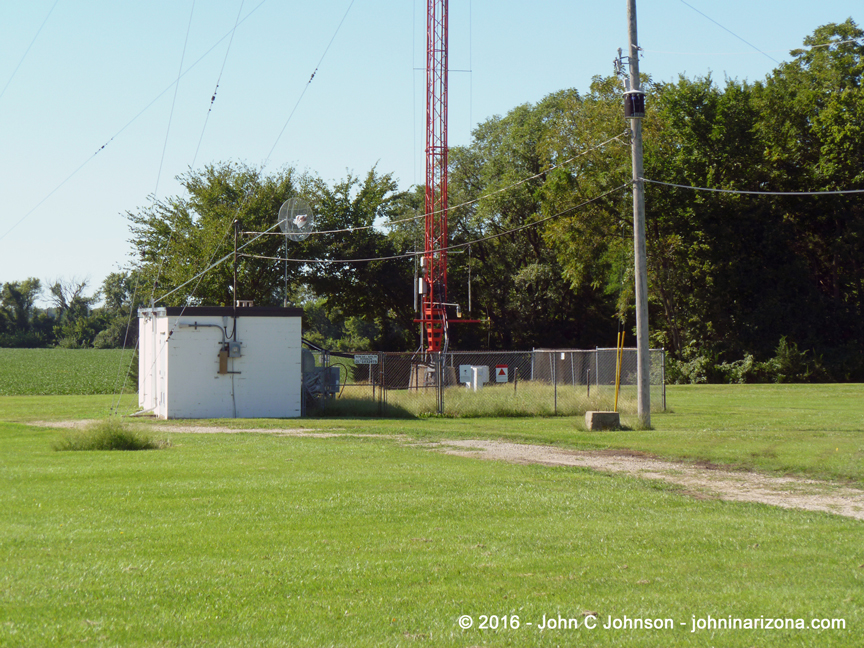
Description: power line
xmin=643 ymin=37 xmax=864 ymax=56
xmin=147 ymin=0 xmax=199 ymax=309
xmin=0 ymin=0 xmax=61 ymax=104
xmin=148 ymin=0 xmax=250 ymax=310
xmin=642 ymin=178 xmax=864 ymax=196
xmin=677 ymin=0 xmax=779 ymax=65
xmin=642 ymin=37 xmax=864 ymax=57
xmin=239 ymin=184 xmax=629 ymax=265
xmin=244 ymin=132 xmax=630 ymax=238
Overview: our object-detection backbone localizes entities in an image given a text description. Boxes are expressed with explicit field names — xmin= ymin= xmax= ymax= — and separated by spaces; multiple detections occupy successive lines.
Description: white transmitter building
xmin=138 ymin=306 xmax=303 ymax=419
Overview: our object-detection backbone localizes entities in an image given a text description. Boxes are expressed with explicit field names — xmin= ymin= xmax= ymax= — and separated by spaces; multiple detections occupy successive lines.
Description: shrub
xmin=667 ymin=337 xmax=828 ymax=385
xmin=716 ymin=354 xmax=756 ymax=384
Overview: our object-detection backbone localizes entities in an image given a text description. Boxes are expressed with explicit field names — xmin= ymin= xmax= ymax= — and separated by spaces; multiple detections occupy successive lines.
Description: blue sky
xmin=0 ymin=0 xmax=859 ymax=303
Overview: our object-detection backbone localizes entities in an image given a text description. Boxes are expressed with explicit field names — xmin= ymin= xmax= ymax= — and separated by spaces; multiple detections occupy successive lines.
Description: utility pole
xmin=626 ymin=0 xmax=651 ymax=426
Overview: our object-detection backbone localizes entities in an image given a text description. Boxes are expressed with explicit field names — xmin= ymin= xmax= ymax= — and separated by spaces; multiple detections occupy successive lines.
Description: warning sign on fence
xmin=495 ymin=365 xmax=508 ymax=382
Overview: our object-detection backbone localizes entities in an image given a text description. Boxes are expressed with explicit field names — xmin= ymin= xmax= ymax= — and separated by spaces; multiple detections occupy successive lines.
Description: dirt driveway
xmin=38 ymin=421 xmax=864 ymax=520
xmin=432 ymin=439 xmax=864 ymax=521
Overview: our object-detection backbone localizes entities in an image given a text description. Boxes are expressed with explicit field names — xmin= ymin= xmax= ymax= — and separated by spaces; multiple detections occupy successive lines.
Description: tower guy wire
xmin=0 ymin=0 xmax=61 ymax=104
xmin=0 ymin=0 xmax=268 ymax=244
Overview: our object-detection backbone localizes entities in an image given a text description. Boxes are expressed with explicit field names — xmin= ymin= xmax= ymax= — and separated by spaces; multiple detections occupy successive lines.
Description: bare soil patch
xmin=33 ymin=421 xmax=864 ymax=520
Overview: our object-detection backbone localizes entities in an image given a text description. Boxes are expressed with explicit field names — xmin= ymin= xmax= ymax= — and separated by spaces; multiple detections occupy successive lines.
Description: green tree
xmin=301 ymin=170 xmax=416 ymax=350
xmin=752 ymin=19 xmax=864 ymax=374
xmin=127 ymin=163 xmax=416 ymax=350
xmin=91 ymin=271 xmax=146 ymax=349
xmin=538 ymin=78 xmax=637 ymax=343
xmin=446 ymin=90 xmax=617 ymax=349
xmin=49 ymin=278 xmax=103 ymax=348
xmin=0 ymin=278 xmax=53 ymax=347
xmin=128 ymin=162 xmax=317 ymax=308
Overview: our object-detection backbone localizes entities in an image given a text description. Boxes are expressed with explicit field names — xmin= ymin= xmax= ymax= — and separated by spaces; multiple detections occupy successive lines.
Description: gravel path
xmin=35 ymin=420 xmax=864 ymax=520
xmin=434 ymin=439 xmax=864 ymax=520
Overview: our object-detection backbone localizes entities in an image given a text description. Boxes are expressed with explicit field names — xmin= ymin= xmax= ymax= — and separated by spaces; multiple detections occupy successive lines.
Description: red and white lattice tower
xmin=421 ymin=0 xmax=448 ymax=353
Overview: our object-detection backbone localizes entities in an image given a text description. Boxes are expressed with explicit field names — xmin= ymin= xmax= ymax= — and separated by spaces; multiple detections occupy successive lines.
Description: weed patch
xmin=53 ymin=418 xmax=167 ymax=451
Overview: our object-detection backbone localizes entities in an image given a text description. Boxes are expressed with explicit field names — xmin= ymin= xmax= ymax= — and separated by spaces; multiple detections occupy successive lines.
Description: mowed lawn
xmin=0 ymin=384 xmax=862 ymax=647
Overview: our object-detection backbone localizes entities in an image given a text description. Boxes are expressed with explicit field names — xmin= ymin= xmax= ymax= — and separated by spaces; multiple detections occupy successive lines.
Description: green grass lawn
xmin=1 ymin=423 xmax=861 ymax=647
xmin=134 ymin=383 xmax=864 ymax=484
xmin=0 ymin=385 xmax=862 ymax=646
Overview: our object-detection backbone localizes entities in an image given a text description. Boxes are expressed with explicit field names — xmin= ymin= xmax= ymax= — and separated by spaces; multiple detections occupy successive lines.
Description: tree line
xmin=4 ymin=21 xmax=862 ymax=382
xmin=0 ymin=274 xmax=141 ymax=349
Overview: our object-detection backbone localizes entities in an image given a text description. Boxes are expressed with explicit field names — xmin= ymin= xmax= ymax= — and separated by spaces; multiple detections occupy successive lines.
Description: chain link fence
xmin=305 ymin=348 xmax=666 ymax=417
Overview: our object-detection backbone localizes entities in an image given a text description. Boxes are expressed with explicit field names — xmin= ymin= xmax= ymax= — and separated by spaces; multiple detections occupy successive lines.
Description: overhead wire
xmin=150 ymin=0 xmax=361 ymax=307
xmin=149 ymin=174 xmax=864 ymax=343
xmin=147 ymin=0 xmax=360 ymax=312
xmin=112 ymin=0 xmax=198 ymax=406
xmin=677 ymin=0 xmax=779 ymax=64
xmin=235 ymin=175 xmax=864 ymax=269
xmin=114 ymin=2 xmax=268 ymax=411
xmin=153 ymin=219 xmax=281 ymax=304
xmin=642 ymin=178 xmax=864 ymax=196
xmin=0 ymin=0 xmax=268 ymax=244
xmin=143 ymin=0 xmax=198 ymax=314
xmin=642 ymin=37 xmax=864 ymax=56
xmin=243 ymin=132 xmax=630 ymax=237
xmin=264 ymin=0 xmax=357 ymax=163
xmin=0 ymin=0 xmax=61 ymax=103
xmin=154 ymin=0 xmax=196 ymax=201
xmin=149 ymin=0 xmax=249 ymax=306
xmin=238 ymin=184 xmax=630 ymax=265
xmin=191 ymin=0 xmax=246 ymax=169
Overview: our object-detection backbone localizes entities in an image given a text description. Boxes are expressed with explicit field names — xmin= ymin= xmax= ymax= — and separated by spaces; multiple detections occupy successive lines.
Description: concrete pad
xmin=585 ymin=411 xmax=620 ymax=431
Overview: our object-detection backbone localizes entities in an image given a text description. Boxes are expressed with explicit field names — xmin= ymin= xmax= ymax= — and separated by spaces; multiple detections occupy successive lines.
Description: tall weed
xmin=53 ymin=418 xmax=167 ymax=451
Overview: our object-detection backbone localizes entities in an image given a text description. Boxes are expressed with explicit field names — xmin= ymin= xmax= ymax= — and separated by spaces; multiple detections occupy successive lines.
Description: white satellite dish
xmin=278 ymin=198 xmax=316 ymax=242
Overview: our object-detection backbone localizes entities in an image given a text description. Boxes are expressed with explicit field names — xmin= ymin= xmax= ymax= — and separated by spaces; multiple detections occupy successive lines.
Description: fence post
xmin=378 ymin=353 xmax=383 ymax=416
xmin=662 ymin=348 xmax=667 ymax=412
xmin=595 ymin=348 xmax=599 ymax=395
xmin=552 ymin=351 xmax=557 ymax=415
xmin=437 ymin=353 xmax=444 ymax=415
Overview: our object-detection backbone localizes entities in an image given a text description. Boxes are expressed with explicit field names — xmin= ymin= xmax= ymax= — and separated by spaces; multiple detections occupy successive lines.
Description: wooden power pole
xmin=626 ymin=0 xmax=651 ymax=426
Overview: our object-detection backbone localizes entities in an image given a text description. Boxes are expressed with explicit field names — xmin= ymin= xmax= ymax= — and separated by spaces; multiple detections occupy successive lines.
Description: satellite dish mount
xmin=278 ymin=198 xmax=315 ymax=242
